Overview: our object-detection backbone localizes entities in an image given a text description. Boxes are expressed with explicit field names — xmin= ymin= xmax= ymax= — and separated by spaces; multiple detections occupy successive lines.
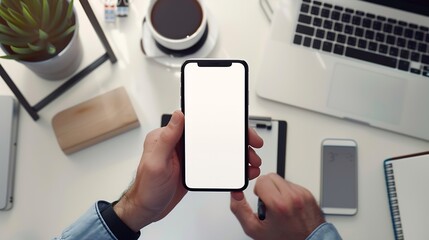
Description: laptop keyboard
xmin=293 ymin=0 xmax=429 ymax=77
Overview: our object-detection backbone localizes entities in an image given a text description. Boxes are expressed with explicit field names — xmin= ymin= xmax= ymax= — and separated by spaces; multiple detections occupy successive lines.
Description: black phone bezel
xmin=180 ymin=59 xmax=249 ymax=191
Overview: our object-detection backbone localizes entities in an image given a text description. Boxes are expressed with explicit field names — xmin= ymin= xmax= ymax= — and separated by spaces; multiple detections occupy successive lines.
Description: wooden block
xmin=52 ymin=87 xmax=140 ymax=155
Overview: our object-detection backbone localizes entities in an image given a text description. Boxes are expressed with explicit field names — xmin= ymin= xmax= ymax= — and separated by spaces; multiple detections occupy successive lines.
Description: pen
xmin=258 ymin=198 xmax=266 ymax=220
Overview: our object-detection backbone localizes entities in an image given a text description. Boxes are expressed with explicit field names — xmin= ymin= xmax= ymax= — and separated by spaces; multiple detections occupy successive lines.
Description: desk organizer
xmin=52 ymin=87 xmax=140 ymax=155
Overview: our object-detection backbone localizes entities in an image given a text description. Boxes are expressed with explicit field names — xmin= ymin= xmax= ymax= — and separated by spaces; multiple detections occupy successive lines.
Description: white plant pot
xmin=18 ymin=18 xmax=83 ymax=81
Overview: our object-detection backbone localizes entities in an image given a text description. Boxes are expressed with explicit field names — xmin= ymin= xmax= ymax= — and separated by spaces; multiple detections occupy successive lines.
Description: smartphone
xmin=0 ymin=96 xmax=19 ymax=210
xmin=181 ymin=59 xmax=248 ymax=191
xmin=320 ymin=139 xmax=358 ymax=215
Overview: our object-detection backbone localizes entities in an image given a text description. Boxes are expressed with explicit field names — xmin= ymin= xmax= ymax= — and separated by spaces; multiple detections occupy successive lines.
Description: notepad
xmin=384 ymin=152 xmax=429 ymax=240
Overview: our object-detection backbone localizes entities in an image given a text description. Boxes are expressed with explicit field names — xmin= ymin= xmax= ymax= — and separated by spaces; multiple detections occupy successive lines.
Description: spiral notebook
xmin=384 ymin=151 xmax=429 ymax=240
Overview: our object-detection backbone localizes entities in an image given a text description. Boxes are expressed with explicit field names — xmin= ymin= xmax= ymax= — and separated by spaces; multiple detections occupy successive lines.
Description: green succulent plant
xmin=0 ymin=0 xmax=76 ymax=61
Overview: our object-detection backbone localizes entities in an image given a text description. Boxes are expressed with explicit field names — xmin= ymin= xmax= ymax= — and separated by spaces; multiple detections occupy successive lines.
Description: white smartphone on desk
xmin=181 ymin=59 xmax=248 ymax=191
xmin=0 ymin=96 xmax=19 ymax=210
xmin=320 ymin=139 xmax=358 ymax=215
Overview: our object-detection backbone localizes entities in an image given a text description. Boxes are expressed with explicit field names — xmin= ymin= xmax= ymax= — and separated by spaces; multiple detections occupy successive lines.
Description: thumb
xmin=230 ymin=192 xmax=260 ymax=235
xmin=154 ymin=110 xmax=184 ymax=157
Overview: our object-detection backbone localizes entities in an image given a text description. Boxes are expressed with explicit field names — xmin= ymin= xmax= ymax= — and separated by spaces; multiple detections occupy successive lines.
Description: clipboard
xmin=248 ymin=116 xmax=287 ymax=178
xmin=143 ymin=114 xmax=287 ymax=240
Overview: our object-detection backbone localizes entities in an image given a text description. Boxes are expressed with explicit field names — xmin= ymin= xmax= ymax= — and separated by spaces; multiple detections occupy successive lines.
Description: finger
xmin=248 ymin=166 xmax=261 ymax=180
xmin=253 ymin=174 xmax=282 ymax=204
xmin=287 ymin=181 xmax=317 ymax=206
xmin=267 ymin=174 xmax=292 ymax=192
xmin=268 ymin=175 xmax=313 ymax=212
xmin=231 ymin=191 xmax=245 ymax=201
xmin=269 ymin=175 xmax=307 ymax=199
xmin=230 ymin=192 xmax=261 ymax=237
xmin=248 ymin=147 xmax=262 ymax=180
xmin=255 ymin=174 xmax=302 ymax=219
xmin=271 ymin=173 xmax=297 ymax=195
xmin=248 ymin=147 xmax=262 ymax=167
xmin=248 ymin=128 xmax=263 ymax=148
xmin=153 ymin=110 xmax=184 ymax=158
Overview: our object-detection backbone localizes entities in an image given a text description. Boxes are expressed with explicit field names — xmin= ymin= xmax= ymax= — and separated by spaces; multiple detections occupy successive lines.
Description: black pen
xmin=258 ymin=198 xmax=266 ymax=220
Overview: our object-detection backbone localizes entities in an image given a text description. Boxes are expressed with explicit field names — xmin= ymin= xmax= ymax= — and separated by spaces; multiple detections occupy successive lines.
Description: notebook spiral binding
xmin=385 ymin=163 xmax=404 ymax=240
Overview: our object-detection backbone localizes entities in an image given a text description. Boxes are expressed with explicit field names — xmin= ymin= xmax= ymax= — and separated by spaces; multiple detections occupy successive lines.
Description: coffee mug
xmin=146 ymin=0 xmax=207 ymax=51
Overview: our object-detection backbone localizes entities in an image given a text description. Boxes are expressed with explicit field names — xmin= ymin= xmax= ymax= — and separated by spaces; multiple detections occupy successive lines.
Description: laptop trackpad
xmin=327 ymin=64 xmax=406 ymax=125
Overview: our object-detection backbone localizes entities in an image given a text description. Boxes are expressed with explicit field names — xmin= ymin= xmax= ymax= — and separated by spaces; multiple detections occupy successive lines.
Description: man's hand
xmin=230 ymin=173 xmax=325 ymax=240
xmin=114 ymin=110 xmax=264 ymax=231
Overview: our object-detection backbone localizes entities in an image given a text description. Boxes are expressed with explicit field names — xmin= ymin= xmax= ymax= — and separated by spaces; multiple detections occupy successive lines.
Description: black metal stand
xmin=0 ymin=0 xmax=117 ymax=121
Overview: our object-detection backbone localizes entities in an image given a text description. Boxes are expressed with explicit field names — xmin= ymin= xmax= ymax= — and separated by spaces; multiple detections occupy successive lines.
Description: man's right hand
xmin=230 ymin=173 xmax=325 ymax=240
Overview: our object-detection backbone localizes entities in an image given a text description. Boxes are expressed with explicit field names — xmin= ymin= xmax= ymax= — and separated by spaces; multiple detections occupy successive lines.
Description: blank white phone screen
xmin=322 ymin=145 xmax=357 ymax=209
xmin=183 ymin=62 xmax=247 ymax=190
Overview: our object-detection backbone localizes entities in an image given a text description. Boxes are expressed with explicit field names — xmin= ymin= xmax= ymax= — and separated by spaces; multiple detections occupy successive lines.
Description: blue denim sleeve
xmin=306 ymin=222 xmax=343 ymax=240
xmin=53 ymin=201 xmax=117 ymax=240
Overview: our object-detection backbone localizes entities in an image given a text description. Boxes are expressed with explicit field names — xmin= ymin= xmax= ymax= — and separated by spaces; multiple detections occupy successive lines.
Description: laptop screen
xmin=362 ymin=0 xmax=429 ymax=17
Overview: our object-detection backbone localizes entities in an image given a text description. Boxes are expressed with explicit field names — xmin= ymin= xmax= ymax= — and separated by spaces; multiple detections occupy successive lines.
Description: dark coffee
xmin=151 ymin=0 xmax=203 ymax=40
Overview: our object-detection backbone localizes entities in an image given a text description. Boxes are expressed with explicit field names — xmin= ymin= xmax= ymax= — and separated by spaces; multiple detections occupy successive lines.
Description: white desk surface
xmin=0 ymin=0 xmax=428 ymax=239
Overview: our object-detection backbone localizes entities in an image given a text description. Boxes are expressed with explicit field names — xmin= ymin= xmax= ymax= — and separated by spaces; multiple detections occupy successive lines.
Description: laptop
xmin=256 ymin=0 xmax=429 ymax=140
xmin=0 ymin=96 xmax=19 ymax=210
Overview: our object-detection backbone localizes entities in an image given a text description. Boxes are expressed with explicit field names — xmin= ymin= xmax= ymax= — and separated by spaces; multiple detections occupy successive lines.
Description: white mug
xmin=146 ymin=0 xmax=207 ymax=51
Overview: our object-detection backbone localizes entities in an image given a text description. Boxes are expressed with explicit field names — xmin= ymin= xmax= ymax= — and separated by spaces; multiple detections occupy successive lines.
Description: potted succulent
xmin=0 ymin=0 xmax=83 ymax=80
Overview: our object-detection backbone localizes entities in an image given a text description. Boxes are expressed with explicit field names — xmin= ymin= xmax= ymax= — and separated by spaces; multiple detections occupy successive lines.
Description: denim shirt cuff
xmin=306 ymin=222 xmax=342 ymax=240
xmin=54 ymin=201 xmax=118 ymax=240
